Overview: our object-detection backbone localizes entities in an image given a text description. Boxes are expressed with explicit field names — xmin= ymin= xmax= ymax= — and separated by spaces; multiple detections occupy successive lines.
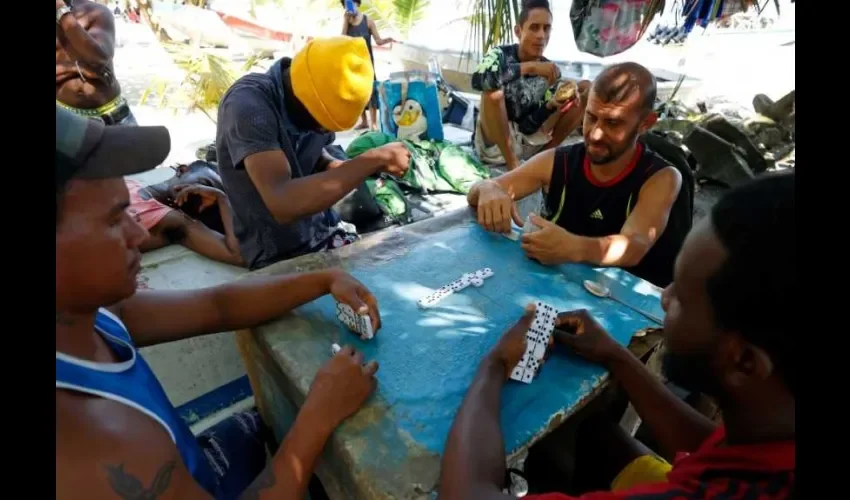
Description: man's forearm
xmin=57 ymin=16 xmax=112 ymax=68
xmin=209 ymin=273 xmax=335 ymax=332
xmin=268 ymin=157 xmax=380 ymax=224
xmin=241 ymin=403 xmax=334 ymax=500
xmin=125 ymin=270 xmax=339 ymax=347
xmin=440 ymin=357 xmax=510 ymax=499
xmin=563 ymin=233 xmax=649 ymax=268
xmin=607 ymin=348 xmax=716 ymax=456
xmin=216 ymin=194 xmax=243 ymax=261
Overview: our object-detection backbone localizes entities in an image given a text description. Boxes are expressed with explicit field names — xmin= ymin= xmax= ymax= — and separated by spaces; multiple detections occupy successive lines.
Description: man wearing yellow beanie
xmin=216 ymin=36 xmax=410 ymax=269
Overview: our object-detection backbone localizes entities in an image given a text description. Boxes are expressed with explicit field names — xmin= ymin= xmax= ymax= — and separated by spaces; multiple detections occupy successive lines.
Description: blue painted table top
xmin=246 ymin=210 xmax=665 ymax=498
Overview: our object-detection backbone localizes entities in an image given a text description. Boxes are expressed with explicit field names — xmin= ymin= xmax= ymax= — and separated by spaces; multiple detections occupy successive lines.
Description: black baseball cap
xmin=56 ymin=105 xmax=171 ymax=189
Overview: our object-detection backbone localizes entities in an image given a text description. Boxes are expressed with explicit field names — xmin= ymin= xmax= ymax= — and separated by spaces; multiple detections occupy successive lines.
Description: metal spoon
xmin=583 ymin=280 xmax=664 ymax=326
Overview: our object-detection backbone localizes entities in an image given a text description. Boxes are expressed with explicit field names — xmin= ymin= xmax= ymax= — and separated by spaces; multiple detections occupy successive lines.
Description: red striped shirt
xmin=525 ymin=426 xmax=794 ymax=500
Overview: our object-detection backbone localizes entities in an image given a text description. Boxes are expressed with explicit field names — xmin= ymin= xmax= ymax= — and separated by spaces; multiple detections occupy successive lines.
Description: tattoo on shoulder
xmin=238 ymin=467 xmax=276 ymax=500
xmin=105 ymin=461 xmax=176 ymax=499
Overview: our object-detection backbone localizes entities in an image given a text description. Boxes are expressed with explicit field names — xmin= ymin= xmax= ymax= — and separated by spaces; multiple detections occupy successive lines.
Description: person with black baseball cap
xmin=56 ymin=105 xmax=385 ymax=499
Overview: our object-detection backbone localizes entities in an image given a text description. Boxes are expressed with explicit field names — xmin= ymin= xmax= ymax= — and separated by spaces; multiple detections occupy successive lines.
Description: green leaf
xmin=461 ymin=0 xmax=520 ymax=65
xmin=137 ymin=44 xmax=263 ymax=124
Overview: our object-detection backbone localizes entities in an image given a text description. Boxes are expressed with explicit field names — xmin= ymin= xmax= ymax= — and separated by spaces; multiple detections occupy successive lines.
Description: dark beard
xmin=586 ymin=127 xmax=640 ymax=165
xmin=662 ymin=349 xmax=722 ymax=397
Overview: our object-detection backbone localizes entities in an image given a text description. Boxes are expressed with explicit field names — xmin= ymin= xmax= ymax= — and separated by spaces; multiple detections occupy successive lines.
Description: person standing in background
xmin=341 ymin=0 xmax=397 ymax=131
xmin=56 ymin=0 xmax=136 ymax=125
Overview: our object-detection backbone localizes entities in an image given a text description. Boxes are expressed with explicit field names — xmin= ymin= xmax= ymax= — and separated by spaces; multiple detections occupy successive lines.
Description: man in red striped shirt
xmin=440 ymin=173 xmax=795 ymax=500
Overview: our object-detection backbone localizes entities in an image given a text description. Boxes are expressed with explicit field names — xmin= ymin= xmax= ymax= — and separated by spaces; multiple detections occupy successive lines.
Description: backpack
xmin=641 ymin=131 xmax=696 ymax=224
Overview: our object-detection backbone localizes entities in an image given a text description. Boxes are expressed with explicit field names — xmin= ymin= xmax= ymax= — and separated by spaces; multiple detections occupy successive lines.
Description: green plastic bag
xmin=345 ymin=132 xmax=398 ymax=158
xmin=365 ymin=177 xmax=413 ymax=224
xmin=346 ymin=133 xmax=489 ymax=220
xmin=433 ymin=142 xmax=490 ymax=193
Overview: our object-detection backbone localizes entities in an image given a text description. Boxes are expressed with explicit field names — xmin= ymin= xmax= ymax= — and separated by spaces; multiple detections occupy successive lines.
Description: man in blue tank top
xmin=467 ymin=62 xmax=691 ymax=287
xmin=56 ymin=106 xmax=384 ymax=498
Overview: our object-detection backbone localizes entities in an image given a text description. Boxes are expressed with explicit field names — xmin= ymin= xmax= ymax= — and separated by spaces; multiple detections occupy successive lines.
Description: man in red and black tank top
xmin=468 ymin=62 xmax=691 ymax=287
xmin=541 ymin=140 xmax=691 ymax=286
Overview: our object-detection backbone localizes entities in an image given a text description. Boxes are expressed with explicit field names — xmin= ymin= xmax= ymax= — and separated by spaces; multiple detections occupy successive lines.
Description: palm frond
xmin=461 ymin=0 xmax=520 ymax=66
xmin=638 ymin=0 xmax=666 ymax=40
xmin=361 ymin=0 xmax=399 ymax=32
xmin=392 ymin=0 xmax=430 ymax=36
xmin=139 ymin=44 xmax=262 ymax=124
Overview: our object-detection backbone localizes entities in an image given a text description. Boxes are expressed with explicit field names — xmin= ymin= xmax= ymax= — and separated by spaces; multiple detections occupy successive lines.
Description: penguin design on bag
xmin=393 ymin=99 xmax=428 ymax=140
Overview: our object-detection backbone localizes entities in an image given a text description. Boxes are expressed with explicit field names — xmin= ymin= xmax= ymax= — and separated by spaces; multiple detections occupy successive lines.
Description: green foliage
xmin=391 ymin=0 xmax=429 ymax=36
xmin=463 ymin=0 xmax=520 ymax=63
xmin=360 ymin=0 xmax=430 ymax=36
xmin=139 ymin=45 xmax=263 ymax=123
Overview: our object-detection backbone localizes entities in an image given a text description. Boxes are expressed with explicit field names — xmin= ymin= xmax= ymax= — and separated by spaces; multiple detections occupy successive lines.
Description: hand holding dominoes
xmin=522 ymin=213 xmax=541 ymax=235
xmin=328 ymin=269 xmax=380 ymax=339
xmin=488 ymin=304 xmax=536 ymax=380
xmin=521 ymin=214 xmax=577 ymax=265
xmin=502 ymin=213 xmax=540 ymax=241
xmin=336 ymin=302 xmax=375 ymax=340
xmin=417 ymin=267 xmax=495 ymax=308
xmin=508 ymin=301 xmax=561 ymax=384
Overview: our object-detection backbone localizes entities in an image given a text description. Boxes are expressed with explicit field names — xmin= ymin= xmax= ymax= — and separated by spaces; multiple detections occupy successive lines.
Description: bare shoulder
xmin=56 ymin=390 xmax=208 ymax=499
xmin=80 ymin=1 xmax=113 ymax=17
xmin=77 ymin=1 xmax=115 ymax=27
xmin=646 ymin=166 xmax=683 ymax=192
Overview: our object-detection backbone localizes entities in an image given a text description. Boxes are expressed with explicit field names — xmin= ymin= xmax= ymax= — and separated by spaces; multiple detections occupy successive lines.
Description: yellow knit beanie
xmin=290 ymin=36 xmax=375 ymax=132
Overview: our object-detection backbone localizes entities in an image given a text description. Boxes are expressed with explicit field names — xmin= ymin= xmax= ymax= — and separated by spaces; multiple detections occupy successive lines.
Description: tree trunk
xmin=137 ymin=0 xmax=170 ymax=43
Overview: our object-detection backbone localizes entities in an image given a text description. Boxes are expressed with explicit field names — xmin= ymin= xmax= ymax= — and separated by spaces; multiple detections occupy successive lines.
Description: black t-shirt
xmin=541 ymin=142 xmax=692 ymax=287
xmin=470 ymin=44 xmax=558 ymax=135
xmin=215 ymin=58 xmax=339 ymax=270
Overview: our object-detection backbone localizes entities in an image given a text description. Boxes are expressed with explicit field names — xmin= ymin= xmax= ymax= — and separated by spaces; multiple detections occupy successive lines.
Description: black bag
xmin=642 ymin=131 xmax=696 ymax=221
xmin=324 ymin=145 xmax=395 ymax=233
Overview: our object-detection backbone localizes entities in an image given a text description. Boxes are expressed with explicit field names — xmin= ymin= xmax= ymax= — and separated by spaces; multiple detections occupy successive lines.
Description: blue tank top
xmin=345 ymin=14 xmax=375 ymax=66
xmin=55 ymin=309 xmax=220 ymax=496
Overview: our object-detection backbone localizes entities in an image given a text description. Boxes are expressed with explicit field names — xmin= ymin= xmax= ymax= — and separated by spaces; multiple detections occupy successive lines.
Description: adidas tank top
xmin=542 ymin=142 xmax=690 ymax=287
xmin=55 ymin=309 xmax=220 ymax=495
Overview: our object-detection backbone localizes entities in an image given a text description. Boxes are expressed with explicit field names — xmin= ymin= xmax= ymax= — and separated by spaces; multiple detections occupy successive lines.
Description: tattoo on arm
xmin=105 ymin=461 xmax=176 ymax=500
xmin=238 ymin=466 xmax=276 ymax=500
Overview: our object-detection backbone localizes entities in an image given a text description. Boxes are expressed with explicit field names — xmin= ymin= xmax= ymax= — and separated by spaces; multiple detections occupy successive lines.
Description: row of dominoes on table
xmin=333 ymin=264 xmax=558 ymax=385
xmin=415 ymin=267 xmax=494 ymax=308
